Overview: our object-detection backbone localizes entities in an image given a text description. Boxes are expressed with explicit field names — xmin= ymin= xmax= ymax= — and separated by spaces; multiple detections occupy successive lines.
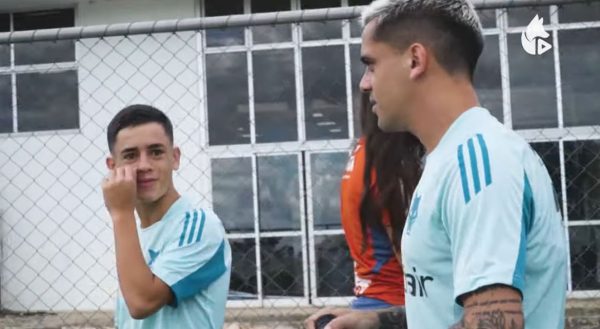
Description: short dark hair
xmin=106 ymin=104 xmax=174 ymax=153
xmin=362 ymin=0 xmax=484 ymax=80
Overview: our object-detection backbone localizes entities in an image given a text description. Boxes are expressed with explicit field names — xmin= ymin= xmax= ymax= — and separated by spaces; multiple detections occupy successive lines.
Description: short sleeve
xmin=442 ymin=134 xmax=531 ymax=303
xmin=152 ymin=208 xmax=229 ymax=307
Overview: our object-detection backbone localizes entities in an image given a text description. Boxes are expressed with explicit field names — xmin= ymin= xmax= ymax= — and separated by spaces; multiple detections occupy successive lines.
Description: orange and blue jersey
xmin=340 ymin=138 xmax=405 ymax=309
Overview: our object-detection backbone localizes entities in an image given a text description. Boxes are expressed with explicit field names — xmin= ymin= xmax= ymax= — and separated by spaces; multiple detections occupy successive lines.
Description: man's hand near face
xmin=102 ymin=165 xmax=137 ymax=218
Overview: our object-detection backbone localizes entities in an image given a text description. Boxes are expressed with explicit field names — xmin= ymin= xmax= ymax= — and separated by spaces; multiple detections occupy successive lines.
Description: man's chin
xmin=377 ymin=118 xmax=402 ymax=133
xmin=136 ymin=193 xmax=159 ymax=205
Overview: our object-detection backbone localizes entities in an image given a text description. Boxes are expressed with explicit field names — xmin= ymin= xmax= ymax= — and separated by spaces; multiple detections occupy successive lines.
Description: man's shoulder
xmin=166 ymin=197 xmax=224 ymax=227
xmin=428 ymin=119 xmax=532 ymax=205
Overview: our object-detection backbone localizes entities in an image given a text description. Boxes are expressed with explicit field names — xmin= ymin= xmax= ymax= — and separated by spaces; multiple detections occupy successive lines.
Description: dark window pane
xmin=15 ymin=40 xmax=75 ymax=65
xmin=303 ymin=46 xmax=348 ymax=140
xmin=507 ymin=6 xmax=550 ymax=27
xmin=508 ymin=33 xmax=557 ymax=129
xmin=13 ymin=9 xmax=74 ymax=30
xmin=474 ymin=35 xmax=503 ymax=123
xmin=0 ymin=75 xmax=12 ymax=133
xmin=311 ymin=152 xmax=347 ymax=229
xmin=252 ymin=0 xmax=290 ymax=13
xmin=560 ymin=28 xmax=600 ymax=127
xmin=0 ymin=14 xmax=8 ymax=67
xmin=261 ymin=237 xmax=303 ymax=297
xmin=351 ymin=44 xmax=363 ymax=136
xmin=206 ymin=28 xmax=245 ymax=47
xmin=229 ymin=238 xmax=258 ymax=298
xmin=569 ymin=226 xmax=600 ymax=290
xmin=211 ymin=157 xmax=253 ymax=233
xmin=17 ymin=70 xmax=79 ymax=132
xmin=205 ymin=0 xmax=243 ymax=16
xmin=302 ymin=0 xmax=339 ymax=9
xmin=559 ymin=2 xmax=600 ymax=23
xmin=252 ymin=24 xmax=292 ymax=44
xmin=350 ymin=18 xmax=362 ymax=38
xmin=0 ymin=13 xmax=8 ymax=31
xmin=477 ymin=9 xmax=497 ymax=28
xmin=204 ymin=0 xmax=244 ymax=46
xmin=254 ymin=50 xmax=297 ymax=143
xmin=349 ymin=0 xmax=371 ymax=5
xmin=530 ymin=142 xmax=561 ymax=207
xmin=0 ymin=44 xmax=10 ymax=67
xmin=13 ymin=10 xmax=75 ymax=65
xmin=565 ymin=140 xmax=600 ymax=221
xmin=258 ymin=155 xmax=300 ymax=231
xmin=303 ymin=20 xmax=342 ymax=41
xmin=315 ymin=235 xmax=354 ymax=297
xmin=206 ymin=52 xmax=249 ymax=145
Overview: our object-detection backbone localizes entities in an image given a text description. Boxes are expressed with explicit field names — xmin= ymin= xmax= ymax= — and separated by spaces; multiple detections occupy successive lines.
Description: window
xmin=211 ymin=157 xmax=254 ymax=233
xmin=204 ymin=0 xmax=244 ymax=47
xmin=206 ymin=52 xmax=249 ymax=145
xmin=508 ymin=32 xmax=557 ymax=129
xmin=253 ymin=50 xmax=297 ymax=143
xmin=558 ymin=1 xmax=600 ymax=23
xmin=477 ymin=9 xmax=497 ymax=28
xmin=303 ymin=46 xmax=348 ymax=140
xmin=559 ymin=28 xmax=600 ymax=127
xmin=565 ymin=140 xmax=600 ymax=222
xmin=474 ymin=35 xmax=503 ymax=123
xmin=506 ymin=5 xmax=550 ymax=27
xmin=570 ymin=226 xmax=600 ymax=290
xmin=0 ymin=9 xmax=78 ymax=133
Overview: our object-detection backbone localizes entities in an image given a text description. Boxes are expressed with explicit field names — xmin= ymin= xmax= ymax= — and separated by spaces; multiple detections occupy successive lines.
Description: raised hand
xmin=102 ymin=165 xmax=137 ymax=217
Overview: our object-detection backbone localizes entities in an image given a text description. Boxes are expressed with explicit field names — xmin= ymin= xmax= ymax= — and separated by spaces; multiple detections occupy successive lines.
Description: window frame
xmin=0 ymin=8 xmax=79 ymax=135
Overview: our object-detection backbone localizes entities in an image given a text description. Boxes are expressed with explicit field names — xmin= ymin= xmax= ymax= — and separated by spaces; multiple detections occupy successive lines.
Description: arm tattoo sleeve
xmin=377 ymin=306 xmax=408 ymax=329
xmin=448 ymin=298 xmax=524 ymax=329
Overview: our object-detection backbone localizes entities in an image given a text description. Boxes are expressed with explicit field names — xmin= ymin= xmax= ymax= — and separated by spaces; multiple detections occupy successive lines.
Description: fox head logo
xmin=521 ymin=15 xmax=552 ymax=55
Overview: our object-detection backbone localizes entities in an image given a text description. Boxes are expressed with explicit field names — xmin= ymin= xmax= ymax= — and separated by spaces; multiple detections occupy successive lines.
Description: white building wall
xmin=77 ymin=0 xmax=198 ymax=25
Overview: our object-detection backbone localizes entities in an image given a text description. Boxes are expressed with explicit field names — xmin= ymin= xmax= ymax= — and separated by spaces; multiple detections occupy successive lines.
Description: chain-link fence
xmin=0 ymin=0 xmax=599 ymax=328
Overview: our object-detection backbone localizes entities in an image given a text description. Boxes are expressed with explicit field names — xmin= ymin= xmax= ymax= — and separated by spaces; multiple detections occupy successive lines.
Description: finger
xmin=130 ymin=165 xmax=138 ymax=180
xmin=124 ymin=165 xmax=133 ymax=181
xmin=113 ymin=167 xmax=120 ymax=181
xmin=117 ymin=166 xmax=125 ymax=181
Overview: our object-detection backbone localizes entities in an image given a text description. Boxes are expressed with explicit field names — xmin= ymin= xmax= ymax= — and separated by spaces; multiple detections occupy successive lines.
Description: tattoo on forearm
xmin=449 ymin=299 xmax=523 ymax=329
xmin=463 ymin=299 xmax=522 ymax=308
xmin=378 ymin=306 xmax=408 ymax=329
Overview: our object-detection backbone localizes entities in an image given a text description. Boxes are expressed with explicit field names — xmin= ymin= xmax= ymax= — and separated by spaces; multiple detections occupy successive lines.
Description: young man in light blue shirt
xmin=310 ymin=1 xmax=567 ymax=328
xmin=102 ymin=104 xmax=231 ymax=329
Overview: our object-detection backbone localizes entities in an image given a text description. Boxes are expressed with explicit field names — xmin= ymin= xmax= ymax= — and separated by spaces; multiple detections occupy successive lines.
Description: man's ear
xmin=106 ymin=156 xmax=115 ymax=170
xmin=173 ymin=147 xmax=181 ymax=171
xmin=408 ymin=43 xmax=428 ymax=80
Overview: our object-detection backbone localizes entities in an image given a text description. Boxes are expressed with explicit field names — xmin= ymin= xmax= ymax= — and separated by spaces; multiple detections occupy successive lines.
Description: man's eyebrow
xmin=120 ymin=147 xmax=138 ymax=155
xmin=148 ymin=144 xmax=165 ymax=149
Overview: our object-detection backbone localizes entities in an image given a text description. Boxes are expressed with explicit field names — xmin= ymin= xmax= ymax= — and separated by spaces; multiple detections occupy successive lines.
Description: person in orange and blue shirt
xmin=306 ymin=93 xmax=423 ymax=327
xmin=341 ymin=92 xmax=423 ymax=310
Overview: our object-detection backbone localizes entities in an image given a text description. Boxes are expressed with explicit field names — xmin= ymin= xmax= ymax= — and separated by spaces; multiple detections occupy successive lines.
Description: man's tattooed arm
xmin=376 ymin=306 xmax=407 ymax=329
xmin=449 ymin=285 xmax=524 ymax=329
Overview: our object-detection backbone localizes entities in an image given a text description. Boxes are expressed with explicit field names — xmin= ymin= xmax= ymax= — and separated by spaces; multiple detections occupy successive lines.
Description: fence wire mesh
xmin=0 ymin=1 xmax=599 ymax=328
